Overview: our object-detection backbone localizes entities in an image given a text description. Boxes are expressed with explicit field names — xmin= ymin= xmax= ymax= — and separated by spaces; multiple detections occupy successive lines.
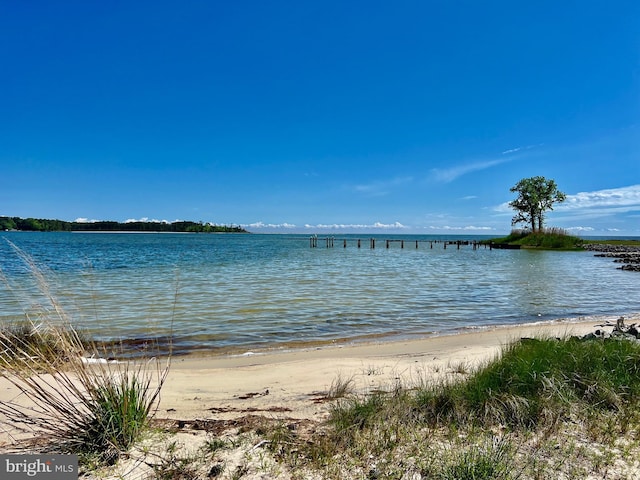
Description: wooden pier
xmin=308 ymin=236 xmax=514 ymax=250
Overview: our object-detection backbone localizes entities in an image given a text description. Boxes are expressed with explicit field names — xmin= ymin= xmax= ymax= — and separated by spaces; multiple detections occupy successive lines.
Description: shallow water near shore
xmin=1 ymin=232 xmax=639 ymax=356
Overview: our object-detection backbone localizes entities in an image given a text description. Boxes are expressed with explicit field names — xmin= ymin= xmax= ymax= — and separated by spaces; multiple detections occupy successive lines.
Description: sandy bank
xmin=0 ymin=315 xmax=635 ymax=450
xmin=157 ymin=318 xmax=619 ymax=425
xmin=3 ymin=315 xmax=640 ymax=480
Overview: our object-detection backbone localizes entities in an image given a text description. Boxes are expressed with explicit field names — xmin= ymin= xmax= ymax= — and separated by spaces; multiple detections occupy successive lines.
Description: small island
xmin=0 ymin=216 xmax=248 ymax=233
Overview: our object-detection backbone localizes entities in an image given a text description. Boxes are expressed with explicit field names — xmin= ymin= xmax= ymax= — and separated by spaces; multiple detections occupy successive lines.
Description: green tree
xmin=509 ymin=176 xmax=566 ymax=232
xmin=0 ymin=217 xmax=18 ymax=230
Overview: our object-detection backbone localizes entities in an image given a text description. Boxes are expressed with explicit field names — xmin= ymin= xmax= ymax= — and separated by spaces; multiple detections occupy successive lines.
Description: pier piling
xmin=308 ymin=237 xmax=496 ymax=252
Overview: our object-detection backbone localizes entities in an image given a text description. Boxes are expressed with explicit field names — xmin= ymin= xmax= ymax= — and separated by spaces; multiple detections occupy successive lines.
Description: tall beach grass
xmin=0 ymin=239 xmax=171 ymax=466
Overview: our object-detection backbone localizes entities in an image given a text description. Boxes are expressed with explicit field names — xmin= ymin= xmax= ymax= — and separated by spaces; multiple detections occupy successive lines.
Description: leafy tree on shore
xmin=509 ymin=176 xmax=566 ymax=232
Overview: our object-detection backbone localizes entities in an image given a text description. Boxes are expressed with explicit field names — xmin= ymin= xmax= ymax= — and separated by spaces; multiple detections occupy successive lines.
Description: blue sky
xmin=2 ymin=1 xmax=639 ymax=235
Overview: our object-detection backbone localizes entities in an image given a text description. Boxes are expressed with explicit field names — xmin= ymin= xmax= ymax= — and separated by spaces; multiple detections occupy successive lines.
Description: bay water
xmin=1 ymin=232 xmax=638 ymax=356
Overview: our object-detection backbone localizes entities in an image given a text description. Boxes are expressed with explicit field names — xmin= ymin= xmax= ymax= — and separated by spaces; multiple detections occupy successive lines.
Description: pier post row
xmin=309 ymin=238 xmax=496 ymax=250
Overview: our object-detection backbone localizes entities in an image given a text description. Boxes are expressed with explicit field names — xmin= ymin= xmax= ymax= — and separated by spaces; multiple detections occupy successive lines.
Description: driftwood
xmin=593 ymin=316 xmax=640 ymax=339
xmin=521 ymin=317 xmax=640 ymax=344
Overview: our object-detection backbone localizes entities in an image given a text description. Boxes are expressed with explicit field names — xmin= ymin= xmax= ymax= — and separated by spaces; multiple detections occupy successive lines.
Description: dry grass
xmin=327 ymin=373 xmax=355 ymax=399
xmin=0 ymin=239 xmax=171 ymax=467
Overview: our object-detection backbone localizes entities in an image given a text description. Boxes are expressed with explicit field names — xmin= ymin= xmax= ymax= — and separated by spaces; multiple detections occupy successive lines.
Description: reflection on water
xmin=1 ymin=232 xmax=638 ymax=355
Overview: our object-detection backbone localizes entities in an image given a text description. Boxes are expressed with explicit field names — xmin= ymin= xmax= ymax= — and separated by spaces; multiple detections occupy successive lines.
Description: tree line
xmin=0 ymin=217 xmax=248 ymax=233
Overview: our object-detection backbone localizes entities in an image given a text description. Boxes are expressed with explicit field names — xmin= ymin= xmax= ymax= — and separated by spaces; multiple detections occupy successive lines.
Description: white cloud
xmin=548 ymin=185 xmax=640 ymax=225
xmin=352 ymin=176 xmax=413 ymax=196
xmin=76 ymin=217 xmax=174 ymax=223
xmin=242 ymin=221 xmax=410 ymax=232
xmin=222 ymin=220 xmax=502 ymax=234
xmin=426 ymin=225 xmax=494 ymax=231
xmin=124 ymin=217 xmax=172 ymax=223
xmin=431 ymin=145 xmax=543 ymax=183
xmin=501 ymin=147 xmax=523 ymax=155
xmin=372 ymin=221 xmax=406 ymax=229
xmin=305 ymin=222 xmax=407 ymax=230
xmin=494 ymin=184 xmax=640 ymax=232
xmin=493 ymin=202 xmax=513 ymax=214
xmin=245 ymin=221 xmax=297 ymax=229
xmin=431 ymin=158 xmax=510 ymax=183
xmin=558 ymin=185 xmax=640 ymax=213
xmin=501 ymin=144 xmax=541 ymax=155
xmin=496 ymin=185 xmax=640 ymax=216
xmin=565 ymin=226 xmax=595 ymax=232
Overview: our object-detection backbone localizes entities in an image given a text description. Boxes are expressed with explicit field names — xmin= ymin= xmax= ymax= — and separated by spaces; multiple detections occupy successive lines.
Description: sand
xmin=156 ymin=318 xmax=611 ymax=425
xmin=3 ymin=316 xmax=638 ymax=478
xmin=0 ymin=318 xmax=626 ymax=437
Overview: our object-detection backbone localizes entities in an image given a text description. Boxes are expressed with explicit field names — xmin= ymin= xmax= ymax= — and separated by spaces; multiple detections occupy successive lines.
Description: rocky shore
xmin=584 ymin=243 xmax=640 ymax=272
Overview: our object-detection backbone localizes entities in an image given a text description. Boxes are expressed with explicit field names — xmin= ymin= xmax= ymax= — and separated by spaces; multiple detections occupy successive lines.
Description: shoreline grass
xmin=262 ymin=334 xmax=640 ymax=479
xmin=488 ymin=228 xmax=584 ymax=250
xmin=0 ymin=240 xmax=171 ymax=468
xmin=0 ymin=321 xmax=88 ymax=370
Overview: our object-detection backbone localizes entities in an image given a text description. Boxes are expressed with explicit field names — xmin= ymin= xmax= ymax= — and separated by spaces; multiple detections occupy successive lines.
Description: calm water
xmin=1 ymin=232 xmax=639 ymax=356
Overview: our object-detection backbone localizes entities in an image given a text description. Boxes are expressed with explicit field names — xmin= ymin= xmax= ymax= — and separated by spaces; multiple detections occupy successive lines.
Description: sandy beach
xmin=0 ymin=318 xmax=614 ymax=435
xmin=2 ymin=315 xmax=637 ymax=479
xmin=157 ymin=318 xmax=607 ymax=425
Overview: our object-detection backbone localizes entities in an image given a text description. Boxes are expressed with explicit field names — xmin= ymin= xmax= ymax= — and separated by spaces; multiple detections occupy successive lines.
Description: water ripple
xmin=1 ymin=232 xmax=639 ymax=355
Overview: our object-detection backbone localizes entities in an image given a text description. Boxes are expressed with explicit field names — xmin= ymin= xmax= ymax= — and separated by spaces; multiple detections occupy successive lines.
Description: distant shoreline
xmin=0 ymin=216 xmax=248 ymax=233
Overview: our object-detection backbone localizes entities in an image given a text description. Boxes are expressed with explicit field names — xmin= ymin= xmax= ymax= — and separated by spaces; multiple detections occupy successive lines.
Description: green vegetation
xmin=415 ymin=336 xmax=640 ymax=428
xmin=488 ymin=228 xmax=584 ymax=250
xmin=0 ymin=216 xmax=247 ymax=233
xmin=0 ymin=241 xmax=169 ymax=467
xmin=509 ymin=176 xmax=567 ymax=232
xmin=437 ymin=438 xmax=514 ymax=480
xmin=486 ymin=177 xmax=586 ymax=250
xmin=0 ymin=318 xmax=168 ymax=466
xmin=152 ymin=439 xmax=210 ymax=479
xmin=263 ymin=335 xmax=640 ymax=478
xmin=74 ymin=370 xmax=161 ymax=464
xmin=0 ymin=322 xmax=88 ymax=370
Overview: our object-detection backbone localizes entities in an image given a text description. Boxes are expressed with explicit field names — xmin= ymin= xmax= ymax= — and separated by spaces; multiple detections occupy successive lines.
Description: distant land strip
xmin=0 ymin=216 xmax=248 ymax=233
